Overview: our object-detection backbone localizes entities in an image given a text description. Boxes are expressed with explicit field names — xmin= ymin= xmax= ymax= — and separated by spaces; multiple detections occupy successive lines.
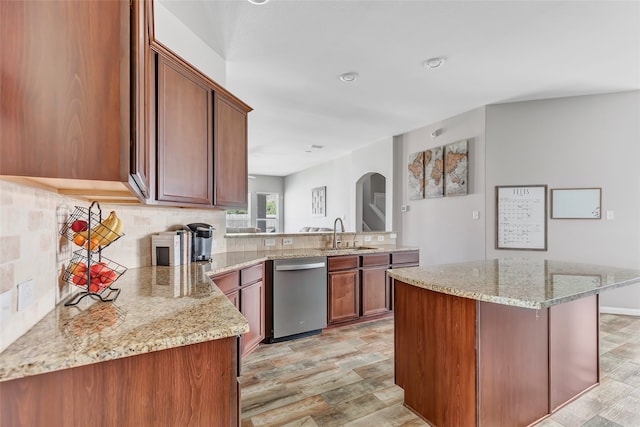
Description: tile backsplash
xmin=0 ymin=179 xmax=226 ymax=352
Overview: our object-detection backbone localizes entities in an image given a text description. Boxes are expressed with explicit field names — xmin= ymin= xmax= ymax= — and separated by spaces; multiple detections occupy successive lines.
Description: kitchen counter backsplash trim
xmin=0 ymin=246 xmax=417 ymax=382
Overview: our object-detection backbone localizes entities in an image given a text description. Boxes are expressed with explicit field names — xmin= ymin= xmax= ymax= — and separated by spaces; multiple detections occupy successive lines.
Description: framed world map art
xmin=424 ymin=146 xmax=444 ymax=198
xmin=407 ymin=151 xmax=425 ymax=200
xmin=444 ymin=139 xmax=468 ymax=196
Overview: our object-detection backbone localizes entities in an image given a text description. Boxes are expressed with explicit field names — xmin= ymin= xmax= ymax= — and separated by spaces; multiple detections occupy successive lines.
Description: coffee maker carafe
xmin=186 ymin=223 xmax=215 ymax=261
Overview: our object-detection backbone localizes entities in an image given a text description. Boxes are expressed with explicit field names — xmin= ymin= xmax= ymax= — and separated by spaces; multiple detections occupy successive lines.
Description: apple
xmin=90 ymin=262 xmax=108 ymax=276
xmin=68 ymin=262 xmax=87 ymax=276
xmin=72 ymin=273 xmax=88 ymax=286
xmin=70 ymin=219 xmax=88 ymax=232
xmin=98 ymin=270 xmax=117 ymax=284
xmin=89 ymin=282 xmax=102 ymax=293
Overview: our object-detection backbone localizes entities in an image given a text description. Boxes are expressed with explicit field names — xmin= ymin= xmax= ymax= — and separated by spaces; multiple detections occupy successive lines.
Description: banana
xmin=97 ymin=211 xmax=124 ymax=247
xmin=92 ymin=212 xmax=117 ymax=246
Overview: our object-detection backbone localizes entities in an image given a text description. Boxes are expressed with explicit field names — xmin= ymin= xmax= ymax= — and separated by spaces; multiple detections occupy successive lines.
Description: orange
xmin=73 ymin=234 xmax=86 ymax=246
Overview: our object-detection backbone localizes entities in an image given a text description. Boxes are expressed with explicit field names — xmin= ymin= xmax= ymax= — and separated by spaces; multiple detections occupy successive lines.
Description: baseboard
xmin=599 ymin=306 xmax=640 ymax=317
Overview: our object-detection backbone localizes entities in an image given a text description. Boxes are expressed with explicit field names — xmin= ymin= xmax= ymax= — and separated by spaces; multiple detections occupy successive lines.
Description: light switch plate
xmin=606 ymin=210 xmax=614 ymax=220
xmin=264 ymin=238 xmax=276 ymax=247
xmin=377 ymin=235 xmax=385 ymax=241
xmin=364 ymin=235 xmax=372 ymax=242
xmin=472 ymin=210 xmax=480 ymax=220
xmin=17 ymin=279 xmax=35 ymax=311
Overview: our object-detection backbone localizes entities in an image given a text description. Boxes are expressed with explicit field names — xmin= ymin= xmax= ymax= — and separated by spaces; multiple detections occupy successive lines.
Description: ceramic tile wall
xmin=224 ymin=232 xmax=397 ymax=252
xmin=0 ymin=179 xmax=226 ymax=352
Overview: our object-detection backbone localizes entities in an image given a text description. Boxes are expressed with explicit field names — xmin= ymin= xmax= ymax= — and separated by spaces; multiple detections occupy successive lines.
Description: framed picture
xmin=551 ymin=188 xmax=601 ymax=219
xmin=424 ymin=146 xmax=444 ymax=198
xmin=407 ymin=151 xmax=425 ymax=200
xmin=311 ymin=186 xmax=326 ymax=216
xmin=496 ymin=185 xmax=547 ymax=251
xmin=444 ymin=139 xmax=468 ymax=196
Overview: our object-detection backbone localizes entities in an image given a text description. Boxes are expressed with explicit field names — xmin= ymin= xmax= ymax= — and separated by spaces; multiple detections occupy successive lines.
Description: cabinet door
xmin=129 ymin=0 xmax=150 ymax=198
xmin=213 ymin=92 xmax=248 ymax=208
xmin=1 ymin=0 xmax=128 ymax=181
xmin=328 ymin=270 xmax=360 ymax=324
xmin=240 ymin=280 xmax=265 ymax=357
xmin=156 ymin=54 xmax=213 ymax=205
xmin=361 ymin=266 xmax=390 ymax=317
xmin=227 ymin=290 xmax=240 ymax=310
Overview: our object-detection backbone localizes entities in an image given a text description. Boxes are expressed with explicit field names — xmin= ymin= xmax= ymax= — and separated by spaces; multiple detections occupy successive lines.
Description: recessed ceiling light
xmin=339 ymin=72 xmax=359 ymax=82
xmin=248 ymin=0 xmax=269 ymax=5
xmin=423 ymin=57 xmax=447 ymax=69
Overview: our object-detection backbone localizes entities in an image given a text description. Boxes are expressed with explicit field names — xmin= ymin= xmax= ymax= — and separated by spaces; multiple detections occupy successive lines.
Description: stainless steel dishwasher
xmin=272 ymin=256 xmax=327 ymax=342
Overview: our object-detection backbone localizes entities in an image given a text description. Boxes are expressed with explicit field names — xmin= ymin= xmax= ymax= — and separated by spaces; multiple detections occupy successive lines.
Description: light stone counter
xmin=388 ymin=258 xmax=640 ymax=310
xmin=0 ymin=246 xmax=417 ymax=382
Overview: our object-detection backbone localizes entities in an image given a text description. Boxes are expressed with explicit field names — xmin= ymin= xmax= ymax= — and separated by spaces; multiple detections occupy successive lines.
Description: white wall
xmin=284 ymin=137 xmax=393 ymax=233
xmin=393 ymin=108 xmax=487 ymax=267
xmin=154 ymin=1 xmax=226 ymax=85
xmin=485 ymin=91 xmax=640 ymax=313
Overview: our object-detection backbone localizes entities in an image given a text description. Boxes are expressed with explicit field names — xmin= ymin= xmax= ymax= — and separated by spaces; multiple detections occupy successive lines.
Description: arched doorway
xmin=356 ymin=172 xmax=386 ymax=232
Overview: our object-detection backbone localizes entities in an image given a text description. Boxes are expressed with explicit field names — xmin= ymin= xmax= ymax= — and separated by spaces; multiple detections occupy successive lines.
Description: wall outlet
xmin=264 ymin=238 xmax=276 ymax=247
xmin=390 ymin=233 xmax=397 ymax=239
xmin=400 ymin=205 xmax=409 ymax=212
xmin=17 ymin=279 xmax=35 ymax=311
xmin=606 ymin=210 xmax=614 ymax=220
xmin=0 ymin=289 xmax=12 ymax=321
xmin=377 ymin=235 xmax=385 ymax=241
xmin=364 ymin=235 xmax=372 ymax=242
xmin=283 ymin=238 xmax=293 ymax=246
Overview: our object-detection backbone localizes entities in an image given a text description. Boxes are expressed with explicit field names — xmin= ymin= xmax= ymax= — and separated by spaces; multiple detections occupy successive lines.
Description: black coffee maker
xmin=186 ymin=223 xmax=215 ymax=261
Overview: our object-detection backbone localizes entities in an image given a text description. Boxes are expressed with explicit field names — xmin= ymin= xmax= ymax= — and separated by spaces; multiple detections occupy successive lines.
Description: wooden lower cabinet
xmin=212 ymin=263 xmax=265 ymax=358
xmin=394 ymin=280 xmax=599 ymax=427
xmin=241 ymin=280 xmax=265 ymax=356
xmin=328 ymin=269 xmax=360 ymax=323
xmin=0 ymin=338 xmax=239 ymax=427
xmin=361 ymin=266 xmax=390 ymax=316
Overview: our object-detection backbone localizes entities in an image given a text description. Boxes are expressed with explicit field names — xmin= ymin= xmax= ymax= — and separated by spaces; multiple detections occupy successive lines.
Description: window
xmin=256 ymin=193 xmax=279 ymax=232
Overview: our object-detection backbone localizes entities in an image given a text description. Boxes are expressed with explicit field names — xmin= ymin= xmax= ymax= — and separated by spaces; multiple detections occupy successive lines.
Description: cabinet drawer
xmin=391 ymin=251 xmax=419 ymax=266
xmin=241 ymin=263 xmax=263 ymax=286
xmin=328 ymin=255 xmax=359 ymax=272
xmin=212 ymin=270 xmax=240 ymax=294
xmin=361 ymin=253 xmax=390 ymax=267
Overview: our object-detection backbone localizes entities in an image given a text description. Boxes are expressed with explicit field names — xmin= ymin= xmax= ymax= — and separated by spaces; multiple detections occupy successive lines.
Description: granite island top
xmin=388 ymin=258 xmax=640 ymax=310
xmin=0 ymin=245 xmax=417 ymax=382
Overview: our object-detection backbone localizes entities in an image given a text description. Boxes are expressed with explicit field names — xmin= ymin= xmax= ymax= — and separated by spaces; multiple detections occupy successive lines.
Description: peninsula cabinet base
xmin=394 ymin=281 xmax=599 ymax=427
xmin=0 ymin=337 xmax=239 ymax=427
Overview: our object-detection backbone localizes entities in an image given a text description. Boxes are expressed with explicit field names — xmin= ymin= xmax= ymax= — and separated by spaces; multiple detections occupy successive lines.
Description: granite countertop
xmin=388 ymin=258 xmax=640 ymax=310
xmin=0 ymin=245 xmax=417 ymax=382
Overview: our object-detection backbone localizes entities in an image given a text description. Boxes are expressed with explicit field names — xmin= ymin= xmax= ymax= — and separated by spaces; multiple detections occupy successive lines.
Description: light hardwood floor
xmin=240 ymin=314 xmax=640 ymax=427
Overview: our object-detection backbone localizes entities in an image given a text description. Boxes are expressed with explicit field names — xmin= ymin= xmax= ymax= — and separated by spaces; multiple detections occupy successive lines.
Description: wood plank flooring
xmin=240 ymin=314 xmax=640 ymax=427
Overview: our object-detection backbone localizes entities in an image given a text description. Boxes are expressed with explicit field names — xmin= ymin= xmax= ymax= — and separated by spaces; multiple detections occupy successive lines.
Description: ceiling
xmin=159 ymin=0 xmax=640 ymax=177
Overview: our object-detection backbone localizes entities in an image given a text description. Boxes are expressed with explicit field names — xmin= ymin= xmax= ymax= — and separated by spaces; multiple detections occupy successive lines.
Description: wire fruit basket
xmin=60 ymin=202 xmax=127 ymax=306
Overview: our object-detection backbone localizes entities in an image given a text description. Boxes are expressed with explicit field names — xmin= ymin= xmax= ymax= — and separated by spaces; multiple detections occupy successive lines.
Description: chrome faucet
xmin=333 ymin=217 xmax=345 ymax=249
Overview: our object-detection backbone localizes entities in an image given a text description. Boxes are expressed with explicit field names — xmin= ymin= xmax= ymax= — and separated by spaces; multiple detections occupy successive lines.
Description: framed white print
xmin=551 ymin=188 xmax=601 ymax=219
xmin=311 ymin=186 xmax=326 ymax=216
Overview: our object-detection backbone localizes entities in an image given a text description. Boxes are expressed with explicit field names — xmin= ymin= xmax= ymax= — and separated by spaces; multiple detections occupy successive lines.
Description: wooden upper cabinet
xmin=155 ymin=54 xmax=213 ymax=205
xmin=214 ymin=92 xmax=248 ymax=208
xmin=0 ymin=0 xmax=147 ymax=202
xmin=0 ymin=0 xmax=127 ymax=181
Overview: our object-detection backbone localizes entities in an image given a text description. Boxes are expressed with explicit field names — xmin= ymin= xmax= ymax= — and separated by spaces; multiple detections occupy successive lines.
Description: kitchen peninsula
xmin=389 ymin=258 xmax=640 ymax=427
xmin=0 ymin=245 xmax=416 ymax=427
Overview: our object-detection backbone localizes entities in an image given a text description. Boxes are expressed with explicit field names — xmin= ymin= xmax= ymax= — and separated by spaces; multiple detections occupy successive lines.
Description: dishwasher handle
xmin=275 ymin=262 xmax=326 ymax=271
